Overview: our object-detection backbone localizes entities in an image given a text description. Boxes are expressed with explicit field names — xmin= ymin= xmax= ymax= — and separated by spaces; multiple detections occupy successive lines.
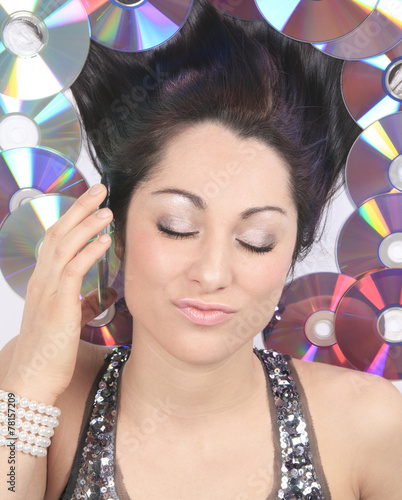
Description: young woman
xmin=0 ymin=1 xmax=401 ymax=498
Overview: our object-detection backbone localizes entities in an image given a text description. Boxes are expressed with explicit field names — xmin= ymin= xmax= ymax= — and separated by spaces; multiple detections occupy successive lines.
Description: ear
xmin=114 ymin=231 xmax=124 ymax=261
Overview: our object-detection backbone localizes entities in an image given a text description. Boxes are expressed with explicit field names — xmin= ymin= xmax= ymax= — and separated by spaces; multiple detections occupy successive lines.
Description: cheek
xmin=123 ymin=230 xmax=181 ymax=298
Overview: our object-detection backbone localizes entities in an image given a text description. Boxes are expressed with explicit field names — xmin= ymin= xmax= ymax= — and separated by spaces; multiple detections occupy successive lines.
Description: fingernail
xmin=99 ymin=234 xmax=111 ymax=243
xmin=97 ymin=208 xmax=112 ymax=219
xmin=90 ymin=184 xmax=103 ymax=195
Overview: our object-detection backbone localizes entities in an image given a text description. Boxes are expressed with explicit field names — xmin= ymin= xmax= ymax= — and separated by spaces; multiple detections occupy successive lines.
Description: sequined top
xmin=60 ymin=346 xmax=332 ymax=500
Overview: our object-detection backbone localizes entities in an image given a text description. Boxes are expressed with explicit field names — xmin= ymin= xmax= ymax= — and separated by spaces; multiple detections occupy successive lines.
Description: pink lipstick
xmin=173 ymin=298 xmax=236 ymax=326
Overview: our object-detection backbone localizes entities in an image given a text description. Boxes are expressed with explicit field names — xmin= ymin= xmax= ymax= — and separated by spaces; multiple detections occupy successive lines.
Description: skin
xmin=0 ymin=122 xmax=401 ymax=499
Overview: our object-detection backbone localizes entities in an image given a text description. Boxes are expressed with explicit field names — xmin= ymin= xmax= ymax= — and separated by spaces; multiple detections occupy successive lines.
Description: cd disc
xmin=342 ymin=41 xmax=402 ymax=128
xmin=0 ymin=0 xmax=90 ymax=100
xmin=81 ymin=297 xmax=133 ymax=346
xmin=82 ymin=0 xmax=194 ymax=52
xmin=335 ymin=268 xmax=402 ymax=380
xmin=0 ymin=92 xmax=82 ymax=162
xmin=0 ymin=147 xmax=87 ymax=226
xmin=314 ymin=0 xmax=402 ymax=60
xmin=346 ymin=112 xmax=402 ymax=207
xmin=254 ymin=0 xmax=379 ymax=43
xmin=0 ymin=194 xmax=120 ymax=299
xmin=336 ymin=193 xmax=402 ymax=278
xmin=209 ymin=0 xmax=262 ymax=20
xmin=262 ymin=272 xmax=357 ymax=368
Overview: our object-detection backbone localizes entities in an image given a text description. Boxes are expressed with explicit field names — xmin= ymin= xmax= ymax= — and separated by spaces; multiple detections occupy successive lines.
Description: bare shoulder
xmin=291 ymin=358 xmax=402 ymax=500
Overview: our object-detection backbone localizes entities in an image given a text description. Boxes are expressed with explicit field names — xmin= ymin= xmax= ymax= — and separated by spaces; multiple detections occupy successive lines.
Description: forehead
xmin=134 ymin=121 xmax=296 ymax=213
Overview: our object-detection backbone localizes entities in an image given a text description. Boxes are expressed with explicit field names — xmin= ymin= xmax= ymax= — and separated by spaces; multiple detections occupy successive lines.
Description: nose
xmin=187 ymin=229 xmax=233 ymax=293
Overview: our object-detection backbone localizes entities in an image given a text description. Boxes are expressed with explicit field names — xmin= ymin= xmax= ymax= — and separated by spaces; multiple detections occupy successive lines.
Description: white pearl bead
xmin=27 ymin=434 xmax=36 ymax=444
xmin=31 ymin=445 xmax=38 ymax=456
xmin=25 ymin=410 xmax=35 ymax=421
xmin=35 ymin=436 xmax=43 ymax=447
xmin=19 ymin=431 xmax=28 ymax=442
xmin=0 ymin=426 xmax=9 ymax=437
xmin=10 ymin=429 xmax=18 ymax=439
xmin=37 ymin=447 xmax=47 ymax=457
xmin=0 ymin=391 xmax=4 ymax=400
xmin=0 ymin=413 xmax=5 ymax=423
xmin=15 ymin=442 xmax=23 ymax=452
xmin=33 ymin=414 xmax=42 ymax=424
xmin=52 ymin=407 xmax=61 ymax=418
xmin=22 ymin=443 xmax=32 ymax=454
xmin=31 ymin=424 xmax=39 ymax=434
xmin=12 ymin=394 xmax=20 ymax=404
xmin=0 ymin=436 xmax=6 ymax=446
xmin=0 ymin=403 xmax=7 ymax=413
xmin=28 ymin=400 xmax=38 ymax=411
xmin=16 ymin=408 xmax=25 ymax=419
xmin=37 ymin=403 xmax=46 ymax=414
xmin=14 ymin=419 xmax=22 ymax=429
xmin=38 ymin=427 xmax=47 ymax=437
xmin=42 ymin=437 xmax=51 ymax=448
xmin=20 ymin=398 xmax=29 ymax=408
xmin=41 ymin=416 xmax=49 ymax=427
xmin=22 ymin=421 xmax=31 ymax=432
xmin=45 ymin=406 xmax=53 ymax=416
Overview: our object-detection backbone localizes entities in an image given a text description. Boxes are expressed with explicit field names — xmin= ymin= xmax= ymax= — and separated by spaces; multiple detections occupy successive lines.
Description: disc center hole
xmin=2 ymin=12 xmax=47 ymax=57
xmin=389 ymin=155 xmax=402 ymax=191
xmin=0 ymin=115 xmax=40 ymax=150
xmin=377 ymin=307 xmax=402 ymax=343
xmin=111 ymin=0 xmax=147 ymax=7
xmin=314 ymin=320 xmax=334 ymax=339
xmin=385 ymin=60 xmax=402 ymax=101
xmin=379 ymin=232 xmax=402 ymax=267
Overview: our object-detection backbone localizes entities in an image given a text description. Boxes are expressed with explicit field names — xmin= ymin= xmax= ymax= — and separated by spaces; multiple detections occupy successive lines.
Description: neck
xmin=119 ymin=331 xmax=266 ymax=431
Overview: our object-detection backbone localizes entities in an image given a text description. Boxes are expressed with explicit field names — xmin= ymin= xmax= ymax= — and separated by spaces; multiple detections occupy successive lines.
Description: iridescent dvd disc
xmin=0 ymin=0 xmax=90 ymax=100
xmin=0 ymin=92 xmax=82 ymax=162
xmin=209 ymin=0 xmax=262 ymax=20
xmin=335 ymin=268 xmax=402 ymax=380
xmin=342 ymin=41 xmax=402 ymax=128
xmin=336 ymin=193 xmax=402 ymax=278
xmin=82 ymin=0 xmax=194 ymax=52
xmin=263 ymin=272 xmax=357 ymax=368
xmin=346 ymin=112 xmax=402 ymax=207
xmin=314 ymin=0 xmax=402 ymax=60
xmin=0 ymin=147 xmax=87 ymax=226
xmin=0 ymin=194 xmax=120 ymax=299
xmin=254 ymin=0 xmax=379 ymax=43
xmin=81 ymin=297 xmax=132 ymax=346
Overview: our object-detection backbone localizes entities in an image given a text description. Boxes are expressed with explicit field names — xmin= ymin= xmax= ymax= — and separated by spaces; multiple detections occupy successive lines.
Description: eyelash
xmin=157 ymin=225 xmax=275 ymax=254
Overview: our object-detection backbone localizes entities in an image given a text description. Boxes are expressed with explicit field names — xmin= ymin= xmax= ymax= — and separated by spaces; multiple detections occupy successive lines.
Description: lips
xmin=173 ymin=298 xmax=236 ymax=326
xmin=173 ymin=298 xmax=236 ymax=313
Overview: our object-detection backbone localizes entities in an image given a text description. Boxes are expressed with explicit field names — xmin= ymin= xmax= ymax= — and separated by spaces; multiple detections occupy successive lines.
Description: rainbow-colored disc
xmin=342 ymin=41 xmax=402 ymax=128
xmin=82 ymin=0 xmax=194 ymax=52
xmin=0 ymin=0 xmax=90 ymax=100
xmin=335 ymin=268 xmax=402 ymax=380
xmin=81 ymin=297 xmax=133 ymax=346
xmin=209 ymin=0 xmax=262 ymax=19
xmin=0 ymin=147 xmax=87 ymax=226
xmin=336 ymin=193 xmax=402 ymax=278
xmin=314 ymin=0 xmax=402 ymax=60
xmin=254 ymin=0 xmax=379 ymax=43
xmin=0 ymin=92 xmax=82 ymax=162
xmin=263 ymin=272 xmax=356 ymax=368
xmin=346 ymin=112 xmax=402 ymax=207
xmin=0 ymin=194 xmax=120 ymax=299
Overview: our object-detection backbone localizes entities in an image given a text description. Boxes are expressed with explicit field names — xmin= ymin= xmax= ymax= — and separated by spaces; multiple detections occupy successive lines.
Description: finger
xmin=33 ymin=206 xmax=113 ymax=291
xmin=38 ymin=184 xmax=108 ymax=256
xmin=55 ymin=233 xmax=112 ymax=307
xmin=81 ymin=287 xmax=118 ymax=327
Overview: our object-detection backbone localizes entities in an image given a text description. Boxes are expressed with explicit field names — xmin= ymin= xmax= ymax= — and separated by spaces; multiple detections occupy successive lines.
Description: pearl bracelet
xmin=0 ymin=390 xmax=61 ymax=458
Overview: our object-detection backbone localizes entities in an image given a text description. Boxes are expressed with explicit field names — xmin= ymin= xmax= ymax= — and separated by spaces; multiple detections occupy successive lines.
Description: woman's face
xmin=122 ymin=122 xmax=298 ymax=364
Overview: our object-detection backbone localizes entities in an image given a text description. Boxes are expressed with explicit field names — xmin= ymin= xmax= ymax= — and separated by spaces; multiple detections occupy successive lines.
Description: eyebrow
xmin=151 ymin=188 xmax=287 ymax=219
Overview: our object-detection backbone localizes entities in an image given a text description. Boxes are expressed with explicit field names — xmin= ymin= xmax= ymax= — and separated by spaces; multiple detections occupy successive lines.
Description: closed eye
xmin=157 ymin=225 xmax=275 ymax=255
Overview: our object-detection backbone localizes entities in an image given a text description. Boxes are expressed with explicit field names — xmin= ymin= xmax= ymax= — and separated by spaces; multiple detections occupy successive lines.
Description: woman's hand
xmin=3 ymin=185 xmax=117 ymax=402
